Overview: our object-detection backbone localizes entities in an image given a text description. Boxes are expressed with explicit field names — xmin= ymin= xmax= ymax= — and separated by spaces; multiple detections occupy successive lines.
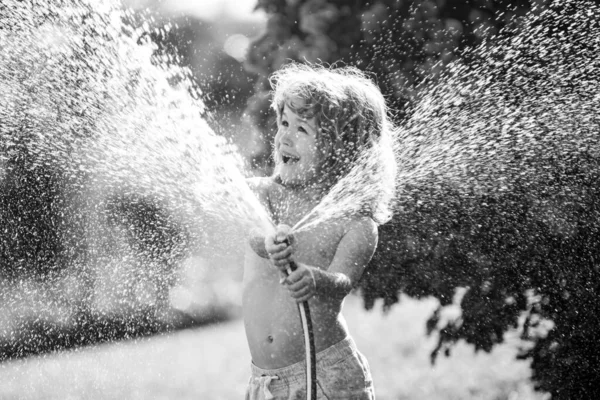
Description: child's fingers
xmin=278 ymin=245 xmax=294 ymax=258
xmin=283 ymin=268 xmax=297 ymax=280
xmin=265 ymin=241 xmax=288 ymax=254
xmin=284 ymin=268 xmax=307 ymax=284
xmin=283 ymin=270 xmax=315 ymax=293
xmin=270 ymin=249 xmax=293 ymax=264
xmin=281 ymin=269 xmax=301 ymax=285
xmin=286 ymin=280 xmax=308 ymax=293
xmin=289 ymin=287 xmax=310 ymax=298
xmin=274 ymin=259 xmax=293 ymax=270
xmin=265 ymin=233 xmax=290 ymax=249
xmin=275 ymin=224 xmax=292 ymax=243
xmin=289 ymin=286 xmax=314 ymax=302
xmin=287 ymin=266 xmax=313 ymax=283
xmin=286 ymin=277 xmax=311 ymax=292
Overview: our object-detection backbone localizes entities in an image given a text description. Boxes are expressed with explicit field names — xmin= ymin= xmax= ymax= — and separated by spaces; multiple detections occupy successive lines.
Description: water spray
xmin=2 ymin=0 xmax=600 ymax=396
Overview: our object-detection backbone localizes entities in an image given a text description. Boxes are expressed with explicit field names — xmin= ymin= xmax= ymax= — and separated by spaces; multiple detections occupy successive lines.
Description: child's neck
xmin=272 ymin=175 xmax=330 ymax=226
xmin=274 ymin=175 xmax=329 ymax=203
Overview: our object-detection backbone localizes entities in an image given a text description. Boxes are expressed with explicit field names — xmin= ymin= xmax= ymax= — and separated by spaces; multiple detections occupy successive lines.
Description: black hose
xmin=285 ymin=260 xmax=317 ymax=400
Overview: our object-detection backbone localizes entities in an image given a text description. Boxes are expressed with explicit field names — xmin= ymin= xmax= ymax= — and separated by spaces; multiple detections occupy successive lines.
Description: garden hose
xmin=284 ymin=260 xmax=316 ymax=400
xmin=278 ymin=237 xmax=317 ymax=400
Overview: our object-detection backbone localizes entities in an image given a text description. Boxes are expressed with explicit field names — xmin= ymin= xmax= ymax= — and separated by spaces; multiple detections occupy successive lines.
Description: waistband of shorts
xmin=251 ymin=336 xmax=358 ymax=379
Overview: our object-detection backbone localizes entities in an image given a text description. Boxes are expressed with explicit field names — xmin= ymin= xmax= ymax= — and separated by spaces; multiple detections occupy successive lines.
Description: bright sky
xmin=127 ymin=0 xmax=267 ymax=22
xmin=180 ymin=0 xmax=264 ymax=21
xmin=122 ymin=0 xmax=266 ymax=61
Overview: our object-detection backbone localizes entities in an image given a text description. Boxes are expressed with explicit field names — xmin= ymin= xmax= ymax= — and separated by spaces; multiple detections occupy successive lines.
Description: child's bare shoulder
xmin=334 ymin=216 xmax=378 ymax=255
xmin=343 ymin=215 xmax=378 ymax=237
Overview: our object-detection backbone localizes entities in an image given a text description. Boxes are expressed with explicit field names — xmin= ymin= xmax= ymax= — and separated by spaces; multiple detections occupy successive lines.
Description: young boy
xmin=244 ymin=63 xmax=396 ymax=400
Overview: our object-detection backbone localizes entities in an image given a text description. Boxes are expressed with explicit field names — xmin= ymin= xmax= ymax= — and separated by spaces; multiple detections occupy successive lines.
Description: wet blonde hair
xmin=269 ymin=62 xmax=397 ymax=224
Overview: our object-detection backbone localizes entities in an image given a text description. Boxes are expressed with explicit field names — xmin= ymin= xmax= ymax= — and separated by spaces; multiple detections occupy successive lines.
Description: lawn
xmin=0 ymin=295 xmax=547 ymax=400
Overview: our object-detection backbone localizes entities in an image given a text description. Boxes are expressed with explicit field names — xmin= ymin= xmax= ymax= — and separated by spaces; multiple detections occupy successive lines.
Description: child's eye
xmin=281 ymin=120 xmax=289 ymax=127
xmin=298 ymin=126 xmax=308 ymax=134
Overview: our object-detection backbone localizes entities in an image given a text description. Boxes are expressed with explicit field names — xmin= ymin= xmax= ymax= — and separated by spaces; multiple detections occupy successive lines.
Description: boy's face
xmin=274 ymin=99 xmax=322 ymax=186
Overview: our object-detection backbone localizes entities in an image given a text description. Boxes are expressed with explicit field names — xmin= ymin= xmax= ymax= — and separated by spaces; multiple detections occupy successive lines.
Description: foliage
xmin=0 ymin=159 xmax=79 ymax=280
xmin=245 ymin=0 xmax=530 ymax=167
xmin=244 ymin=1 xmax=600 ymax=398
xmin=364 ymin=162 xmax=600 ymax=398
xmin=0 ymin=1 xmax=199 ymax=357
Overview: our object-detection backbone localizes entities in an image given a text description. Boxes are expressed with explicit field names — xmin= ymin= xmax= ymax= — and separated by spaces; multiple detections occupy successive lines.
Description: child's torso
xmin=243 ymin=183 xmax=350 ymax=369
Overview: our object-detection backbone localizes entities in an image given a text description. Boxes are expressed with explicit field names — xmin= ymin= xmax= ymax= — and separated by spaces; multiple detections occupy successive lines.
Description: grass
xmin=0 ymin=295 xmax=548 ymax=400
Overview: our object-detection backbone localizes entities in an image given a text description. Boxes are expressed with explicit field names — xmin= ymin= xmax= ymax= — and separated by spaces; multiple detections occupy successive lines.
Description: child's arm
xmin=268 ymin=219 xmax=377 ymax=302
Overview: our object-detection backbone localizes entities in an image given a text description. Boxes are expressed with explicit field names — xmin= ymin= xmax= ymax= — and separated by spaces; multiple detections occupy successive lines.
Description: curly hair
xmin=269 ymin=62 xmax=397 ymax=224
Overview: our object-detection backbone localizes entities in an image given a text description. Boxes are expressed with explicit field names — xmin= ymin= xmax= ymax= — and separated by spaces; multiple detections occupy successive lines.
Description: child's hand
xmin=282 ymin=263 xmax=317 ymax=303
xmin=265 ymin=224 xmax=295 ymax=270
xmin=265 ymin=225 xmax=317 ymax=302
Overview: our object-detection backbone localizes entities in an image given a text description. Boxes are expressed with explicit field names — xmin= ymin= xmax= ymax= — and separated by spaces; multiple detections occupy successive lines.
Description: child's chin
xmin=278 ymin=172 xmax=301 ymax=185
xmin=276 ymin=164 xmax=319 ymax=187
xmin=277 ymin=169 xmax=306 ymax=186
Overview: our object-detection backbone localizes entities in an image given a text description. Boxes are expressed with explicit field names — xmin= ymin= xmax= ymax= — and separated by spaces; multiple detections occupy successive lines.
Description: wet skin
xmin=243 ymin=101 xmax=377 ymax=369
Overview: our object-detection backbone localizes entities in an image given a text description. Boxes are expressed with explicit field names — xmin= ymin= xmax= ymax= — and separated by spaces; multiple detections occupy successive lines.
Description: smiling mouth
xmin=282 ymin=154 xmax=299 ymax=164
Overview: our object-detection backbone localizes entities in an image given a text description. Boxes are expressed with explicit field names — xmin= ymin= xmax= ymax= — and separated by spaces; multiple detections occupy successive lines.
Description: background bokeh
xmin=1 ymin=0 xmax=599 ymax=399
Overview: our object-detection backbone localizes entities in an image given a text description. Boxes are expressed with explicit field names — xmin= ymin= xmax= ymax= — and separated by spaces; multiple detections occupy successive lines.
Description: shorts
xmin=245 ymin=336 xmax=375 ymax=400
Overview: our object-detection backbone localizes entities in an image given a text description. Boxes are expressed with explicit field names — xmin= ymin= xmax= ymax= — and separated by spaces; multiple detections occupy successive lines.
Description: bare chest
xmin=267 ymin=184 xmax=347 ymax=269
xmin=286 ymin=222 xmax=344 ymax=269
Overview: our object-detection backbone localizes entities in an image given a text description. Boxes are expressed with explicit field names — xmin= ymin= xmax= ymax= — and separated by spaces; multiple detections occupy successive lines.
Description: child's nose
xmin=279 ymin=128 xmax=295 ymax=146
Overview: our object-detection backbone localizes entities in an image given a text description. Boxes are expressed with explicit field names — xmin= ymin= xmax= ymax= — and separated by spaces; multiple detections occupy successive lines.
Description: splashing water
xmin=292 ymin=0 xmax=600 ymax=235
xmin=395 ymin=1 xmax=600 ymax=201
xmin=2 ymin=0 xmax=597 ymax=259
xmin=0 ymin=0 xmax=276 ymax=356
xmin=291 ymin=131 xmax=398 ymax=233
xmin=0 ymin=0 xmax=274 ymax=238
xmin=0 ymin=0 xmax=599 ymax=363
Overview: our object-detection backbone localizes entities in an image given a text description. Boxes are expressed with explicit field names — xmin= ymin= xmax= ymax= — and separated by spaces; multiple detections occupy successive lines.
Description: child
xmin=245 ymin=62 xmax=396 ymax=400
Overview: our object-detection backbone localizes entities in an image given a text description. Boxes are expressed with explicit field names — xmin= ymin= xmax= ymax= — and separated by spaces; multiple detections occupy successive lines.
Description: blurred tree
xmin=0 ymin=1 xmax=200 ymax=358
xmin=104 ymin=194 xmax=190 ymax=315
xmin=0 ymin=154 xmax=84 ymax=280
xmin=244 ymin=0 xmax=531 ymax=168
xmin=243 ymin=0 xmax=600 ymax=398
